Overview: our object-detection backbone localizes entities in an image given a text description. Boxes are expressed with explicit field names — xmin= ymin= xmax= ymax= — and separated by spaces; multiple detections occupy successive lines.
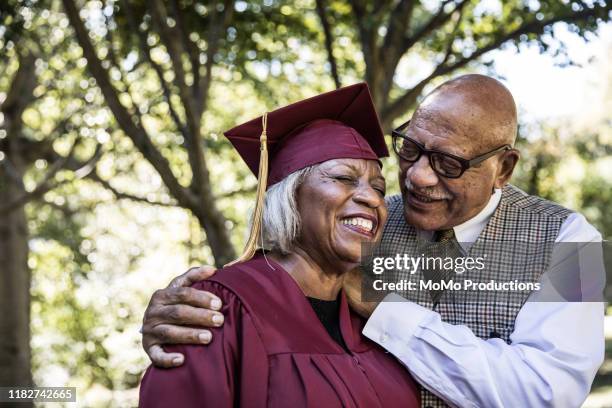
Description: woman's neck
xmin=269 ymin=248 xmax=350 ymax=300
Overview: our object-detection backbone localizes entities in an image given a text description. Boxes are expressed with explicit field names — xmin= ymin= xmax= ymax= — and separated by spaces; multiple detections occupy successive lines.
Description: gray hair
xmin=257 ymin=165 xmax=315 ymax=254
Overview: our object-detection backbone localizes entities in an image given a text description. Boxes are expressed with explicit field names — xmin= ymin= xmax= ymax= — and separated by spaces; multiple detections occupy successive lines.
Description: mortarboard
xmin=224 ymin=83 xmax=388 ymax=266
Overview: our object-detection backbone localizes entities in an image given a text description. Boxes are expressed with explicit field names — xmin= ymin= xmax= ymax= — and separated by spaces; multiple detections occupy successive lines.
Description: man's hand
xmin=343 ymin=268 xmax=380 ymax=318
xmin=142 ymin=265 xmax=224 ymax=368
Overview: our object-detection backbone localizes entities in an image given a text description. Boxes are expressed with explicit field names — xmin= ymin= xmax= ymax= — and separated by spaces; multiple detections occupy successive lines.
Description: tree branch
xmin=102 ymin=2 xmax=152 ymax=122
xmin=149 ymin=0 xmax=198 ymax=130
xmin=382 ymin=2 xmax=610 ymax=127
xmin=62 ymin=0 xmax=197 ymax=209
xmin=383 ymin=0 xmax=414 ymax=53
xmin=0 ymin=178 xmax=63 ymax=215
xmin=102 ymin=0 xmax=124 ymax=84
xmin=403 ymin=0 xmax=467 ymax=51
xmin=0 ymin=139 xmax=100 ymax=215
xmin=0 ymin=156 xmax=26 ymax=188
xmin=119 ymin=0 xmax=189 ymax=142
xmin=315 ymin=0 xmax=341 ymax=89
xmin=1 ymin=53 xmax=36 ymax=113
xmin=147 ymin=0 xmax=223 ymax=203
xmin=175 ymin=0 xmax=232 ymax=204
xmin=1 ymin=52 xmax=37 ymax=139
xmin=218 ymin=185 xmax=256 ymax=199
xmin=378 ymin=0 xmax=418 ymax=103
xmin=170 ymin=0 xmax=200 ymax=91
xmin=1 ymin=137 xmax=50 ymax=165
xmin=197 ymin=0 xmax=233 ymax=115
xmin=348 ymin=0 xmax=377 ymax=87
xmin=88 ymin=171 xmax=176 ymax=207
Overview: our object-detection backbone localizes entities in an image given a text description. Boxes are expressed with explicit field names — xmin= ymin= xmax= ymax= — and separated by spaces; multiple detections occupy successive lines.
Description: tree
xmin=0 ymin=3 xmax=101 ymax=390
xmin=0 ymin=51 xmax=36 ymax=392
xmin=62 ymin=0 xmax=312 ymax=266
xmin=314 ymin=0 xmax=611 ymax=129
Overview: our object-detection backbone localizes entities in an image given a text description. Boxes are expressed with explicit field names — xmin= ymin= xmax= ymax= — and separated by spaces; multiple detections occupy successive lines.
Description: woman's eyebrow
xmin=323 ymin=163 xmax=385 ymax=181
xmin=332 ymin=163 xmax=359 ymax=173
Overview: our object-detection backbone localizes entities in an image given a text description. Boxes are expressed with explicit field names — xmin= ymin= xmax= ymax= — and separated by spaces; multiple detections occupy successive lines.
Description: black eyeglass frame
xmin=391 ymin=120 xmax=513 ymax=179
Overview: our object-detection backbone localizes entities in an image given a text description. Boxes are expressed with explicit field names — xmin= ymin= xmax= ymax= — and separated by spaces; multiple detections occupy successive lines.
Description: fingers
xmin=169 ymin=265 xmax=217 ymax=289
xmin=161 ymin=287 xmax=222 ymax=310
xmin=148 ymin=325 xmax=214 ymax=346
xmin=142 ymin=265 xmax=222 ymax=366
xmin=147 ymin=344 xmax=185 ymax=368
xmin=143 ymin=324 xmax=215 ymax=367
xmin=154 ymin=304 xmax=224 ymax=327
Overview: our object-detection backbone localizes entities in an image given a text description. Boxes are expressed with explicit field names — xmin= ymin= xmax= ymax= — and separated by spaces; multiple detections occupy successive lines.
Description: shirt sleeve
xmin=362 ymin=213 xmax=605 ymax=408
xmin=139 ymin=281 xmax=269 ymax=408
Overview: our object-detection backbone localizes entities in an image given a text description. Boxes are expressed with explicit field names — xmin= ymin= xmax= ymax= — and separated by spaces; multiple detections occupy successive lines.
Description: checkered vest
xmin=380 ymin=184 xmax=573 ymax=408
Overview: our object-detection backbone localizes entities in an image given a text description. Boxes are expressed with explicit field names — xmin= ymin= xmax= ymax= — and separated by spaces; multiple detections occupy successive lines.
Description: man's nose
xmin=406 ymin=155 xmax=439 ymax=187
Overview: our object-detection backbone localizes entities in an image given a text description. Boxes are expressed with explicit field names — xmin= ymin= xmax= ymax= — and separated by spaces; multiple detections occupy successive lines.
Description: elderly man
xmin=140 ymin=74 xmax=604 ymax=407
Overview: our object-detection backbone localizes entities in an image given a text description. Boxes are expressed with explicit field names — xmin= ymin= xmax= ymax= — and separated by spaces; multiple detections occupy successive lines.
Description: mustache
xmin=404 ymin=179 xmax=452 ymax=200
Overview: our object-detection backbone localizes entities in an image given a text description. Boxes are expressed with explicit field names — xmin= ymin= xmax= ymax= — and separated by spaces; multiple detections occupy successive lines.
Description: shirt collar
xmin=454 ymin=188 xmax=502 ymax=244
xmin=417 ymin=188 xmax=502 ymax=248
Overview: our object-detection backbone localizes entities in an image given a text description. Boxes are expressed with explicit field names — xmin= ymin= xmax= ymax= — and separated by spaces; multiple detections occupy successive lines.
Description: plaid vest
xmin=380 ymin=184 xmax=573 ymax=408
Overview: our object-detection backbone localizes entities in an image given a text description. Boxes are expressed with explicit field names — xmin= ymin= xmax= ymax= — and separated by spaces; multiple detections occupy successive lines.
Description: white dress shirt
xmin=363 ymin=189 xmax=605 ymax=408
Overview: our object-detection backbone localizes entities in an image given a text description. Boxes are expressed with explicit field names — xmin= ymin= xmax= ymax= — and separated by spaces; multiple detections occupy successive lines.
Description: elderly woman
xmin=139 ymin=84 xmax=420 ymax=407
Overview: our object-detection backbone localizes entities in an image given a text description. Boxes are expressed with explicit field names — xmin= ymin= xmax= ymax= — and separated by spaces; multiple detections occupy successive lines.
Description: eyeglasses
xmin=391 ymin=120 xmax=512 ymax=179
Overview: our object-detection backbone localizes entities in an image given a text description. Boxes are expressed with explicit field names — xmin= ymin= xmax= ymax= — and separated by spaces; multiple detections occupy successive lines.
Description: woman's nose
xmin=353 ymin=184 xmax=383 ymax=208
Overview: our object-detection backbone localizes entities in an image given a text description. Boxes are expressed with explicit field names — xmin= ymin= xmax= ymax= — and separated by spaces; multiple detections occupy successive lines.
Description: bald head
xmin=398 ymin=74 xmax=521 ymax=231
xmin=414 ymin=74 xmax=518 ymax=149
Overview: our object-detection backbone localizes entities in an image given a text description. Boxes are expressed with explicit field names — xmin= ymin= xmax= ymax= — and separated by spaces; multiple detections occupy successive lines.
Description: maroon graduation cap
xmin=224 ymin=82 xmax=388 ymax=186
xmin=223 ymin=83 xmax=388 ymax=266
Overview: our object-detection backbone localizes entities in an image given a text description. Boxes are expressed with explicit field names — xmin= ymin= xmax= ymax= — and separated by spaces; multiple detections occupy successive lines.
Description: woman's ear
xmin=494 ymin=149 xmax=520 ymax=189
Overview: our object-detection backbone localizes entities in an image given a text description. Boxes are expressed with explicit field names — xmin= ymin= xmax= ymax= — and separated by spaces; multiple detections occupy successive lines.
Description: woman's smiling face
xmin=295 ymin=158 xmax=387 ymax=270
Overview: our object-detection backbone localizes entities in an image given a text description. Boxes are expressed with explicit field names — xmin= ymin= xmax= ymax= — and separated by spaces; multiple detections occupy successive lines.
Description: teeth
xmin=341 ymin=217 xmax=374 ymax=232
xmin=414 ymin=192 xmax=433 ymax=202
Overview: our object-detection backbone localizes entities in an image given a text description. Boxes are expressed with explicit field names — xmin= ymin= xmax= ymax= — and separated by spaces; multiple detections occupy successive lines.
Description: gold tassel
xmin=225 ymin=113 xmax=269 ymax=267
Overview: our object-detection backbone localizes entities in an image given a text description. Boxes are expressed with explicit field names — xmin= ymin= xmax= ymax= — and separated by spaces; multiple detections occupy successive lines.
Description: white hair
xmin=257 ymin=165 xmax=315 ymax=254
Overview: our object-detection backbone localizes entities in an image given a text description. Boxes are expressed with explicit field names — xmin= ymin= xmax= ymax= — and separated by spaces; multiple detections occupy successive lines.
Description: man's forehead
xmin=419 ymin=89 xmax=489 ymax=123
xmin=411 ymin=97 xmax=507 ymax=151
xmin=408 ymin=113 xmax=501 ymax=162
xmin=407 ymin=120 xmax=473 ymax=156
xmin=412 ymin=108 xmax=464 ymax=136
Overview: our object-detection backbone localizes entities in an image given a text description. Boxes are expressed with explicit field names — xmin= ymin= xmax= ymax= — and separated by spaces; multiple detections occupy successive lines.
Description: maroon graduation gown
xmin=140 ymin=254 xmax=420 ymax=407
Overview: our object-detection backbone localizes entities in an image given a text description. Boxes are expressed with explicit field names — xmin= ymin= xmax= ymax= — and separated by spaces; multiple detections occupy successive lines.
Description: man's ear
xmin=494 ymin=149 xmax=520 ymax=189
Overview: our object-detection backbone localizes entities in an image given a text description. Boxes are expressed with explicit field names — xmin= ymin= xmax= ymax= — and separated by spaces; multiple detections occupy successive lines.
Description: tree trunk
xmin=0 ymin=161 xmax=32 ymax=392
xmin=0 ymin=53 xmax=36 ymax=402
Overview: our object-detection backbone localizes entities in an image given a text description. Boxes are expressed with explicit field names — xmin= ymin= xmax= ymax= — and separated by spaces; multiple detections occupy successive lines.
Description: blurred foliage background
xmin=0 ymin=0 xmax=610 ymax=406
